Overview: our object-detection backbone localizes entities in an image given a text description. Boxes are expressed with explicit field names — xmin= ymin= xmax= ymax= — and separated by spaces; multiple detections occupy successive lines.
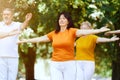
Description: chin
xmin=4 ymin=21 xmax=11 ymax=25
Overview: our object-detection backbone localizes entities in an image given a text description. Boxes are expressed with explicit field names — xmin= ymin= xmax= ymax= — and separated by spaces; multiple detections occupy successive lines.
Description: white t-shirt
xmin=0 ymin=21 xmax=22 ymax=57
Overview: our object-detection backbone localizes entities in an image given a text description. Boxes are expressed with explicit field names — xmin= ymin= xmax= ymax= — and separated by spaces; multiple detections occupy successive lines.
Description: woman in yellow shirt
xmin=75 ymin=21 xmax=119 ymax=80
xmin=18 ymin=12 xmax=110 ymax=80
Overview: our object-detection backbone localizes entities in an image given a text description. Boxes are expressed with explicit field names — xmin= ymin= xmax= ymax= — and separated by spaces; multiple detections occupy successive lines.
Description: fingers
xmin=26 ymin=13 xmax=32 ymax=21
xmin=104 ymin=32 xmax=110 ymax=36
xmin=17 ymin=41 xmax=21 ymax=44
xmin=17 ymin=40 xmax=25 ymax=44
xmin=17 ymin=41 xmax=22 ymax=44
xmin=111 ymin=36 xmax=119 ymax=41
xmin=100 ymin=27 xmax=110 ymax=31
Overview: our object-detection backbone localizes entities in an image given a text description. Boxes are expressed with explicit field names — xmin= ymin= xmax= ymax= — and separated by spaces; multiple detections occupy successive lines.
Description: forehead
xmin=81 ymin=24 xmax=88 ymax=26
xmin=80 ymin=24 xmax=89 ymax=27
xmin=2 ymin=10 xmax=13 ymax=14
xmin=60 ymin=14 xmax=65 ymax=18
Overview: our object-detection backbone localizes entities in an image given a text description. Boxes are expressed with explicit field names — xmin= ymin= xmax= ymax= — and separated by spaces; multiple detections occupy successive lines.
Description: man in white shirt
xmin=0 ymin=8 xmax=32 ymax=80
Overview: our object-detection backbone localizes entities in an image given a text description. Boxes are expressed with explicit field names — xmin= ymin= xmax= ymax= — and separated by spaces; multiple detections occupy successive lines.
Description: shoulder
xmin=48 ymin=30 xmax=55 ymax=34
xmin=12 ymin=21 xmax=22 ymax=25
xmin=89 ymin=35 xmax=98 ymax=41
xmin=89 ymin=34 xmax=98 ymax=38
xmin=69 ymin=28 xmax=78 ymax=32
xmin=0 ymin=21 xmax=4 ymax=25
xmin=47 ymin=30 xmax=55 ymax=36
xmin=70 ymin=28 xmax=78 ymax=30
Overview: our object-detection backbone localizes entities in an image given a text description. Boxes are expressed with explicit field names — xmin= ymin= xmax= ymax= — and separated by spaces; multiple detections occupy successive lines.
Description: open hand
xmin=111 ymin=36 xmax=119 ymax=41
xmin=25 ymin=13 xmax=32 ymax=21
xmin=100 ymin=26 xmax=110 ymax=32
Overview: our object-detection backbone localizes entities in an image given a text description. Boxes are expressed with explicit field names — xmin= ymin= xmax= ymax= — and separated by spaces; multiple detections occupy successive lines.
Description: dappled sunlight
xmin=34 ymin=58 xmax=50 ymax=80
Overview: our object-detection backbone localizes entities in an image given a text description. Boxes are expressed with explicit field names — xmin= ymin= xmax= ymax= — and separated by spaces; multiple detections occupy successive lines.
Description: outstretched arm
xmin=17 ymin=35 xmax=50 ymax=44
xmin=96 ymin=36 xmax=119 ymax=43
xmin=105 ymin=30 xmax=120 ymax=35
xmin=76 ymin=27 xmax=110 ymax=37
xmin=20 ymin=13 xmax=32 ymax=30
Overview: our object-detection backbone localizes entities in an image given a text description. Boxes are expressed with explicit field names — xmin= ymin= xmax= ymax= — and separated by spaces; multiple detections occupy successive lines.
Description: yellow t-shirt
xmin=47 ymin=28 xmax=78 ymax=61
xmin=75 ymin=35 xmax=98 ymax=61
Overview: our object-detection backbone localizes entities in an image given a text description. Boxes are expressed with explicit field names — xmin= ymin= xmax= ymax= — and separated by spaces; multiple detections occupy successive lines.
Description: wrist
xmin=7 ymin=32 xmax=10 ymax=36
xmin=110 ymin=38 xmax=114 ymax=42
xmin=97 ymin=29 xmax=102 ymax=33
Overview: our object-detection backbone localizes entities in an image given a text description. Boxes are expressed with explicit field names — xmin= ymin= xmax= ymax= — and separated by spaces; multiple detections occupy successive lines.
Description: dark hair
xmin=55 ymin=12 xmax=74 ymax=33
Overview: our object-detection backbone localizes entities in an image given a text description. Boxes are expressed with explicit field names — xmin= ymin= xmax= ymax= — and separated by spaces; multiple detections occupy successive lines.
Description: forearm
xmin=22 ymin=37 xmax=43 ymax=43
xmin=20 ymin=13 xmax=32 ymax=30
xmin=76 ymin=29 xmax=108 ymax=37
xmin=97 ymin=37 xmax=119 ymax=43
xmin=0 ymin=32 xmax=9 ymax=39
xmin=107 ymin=30 xmax=120 ymax=34
xmin=18 ymin=35 xmax=50 ymax=44
xmin=0 ymin=30 xmax=20 ymax=39
xmin=98 ymin=38 xmax=114 ymax=43
xmin=20 ymin=20 xmax=29 ymax=30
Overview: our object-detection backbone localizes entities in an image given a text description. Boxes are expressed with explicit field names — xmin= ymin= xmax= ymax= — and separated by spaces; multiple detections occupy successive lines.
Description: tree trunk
xmin=20 ymin=47 xmax=36 ymax=80
xmin=112 ymin=35 xmax=120 ymax=80
xmin=112 ymin=61 xmax=120 ymax=80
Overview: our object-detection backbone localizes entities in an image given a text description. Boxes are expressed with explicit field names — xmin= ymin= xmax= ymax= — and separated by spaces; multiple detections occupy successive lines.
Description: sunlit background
xmin=0 ymin=0 xmax=120 ymax=80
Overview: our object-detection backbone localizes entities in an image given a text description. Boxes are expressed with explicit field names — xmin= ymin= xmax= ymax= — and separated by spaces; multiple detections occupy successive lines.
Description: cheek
xmin=65 ymin=20 xmax=69 ymax=25
xmin=80 ymin=26 xmax=89 ymax=29
xmin=80 ymin=26 xmax=84 ymax=29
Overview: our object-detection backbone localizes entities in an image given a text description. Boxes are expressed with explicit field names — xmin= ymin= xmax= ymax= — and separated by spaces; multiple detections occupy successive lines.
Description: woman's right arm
xmin=18 ymin=35 xmax=51 ymax=44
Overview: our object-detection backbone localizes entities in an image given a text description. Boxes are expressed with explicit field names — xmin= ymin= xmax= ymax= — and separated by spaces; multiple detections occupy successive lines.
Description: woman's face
xmin=80 ymin=24 xmax=91 ymax=30
xmin=59 ymin=14 xmax=69 ymax=27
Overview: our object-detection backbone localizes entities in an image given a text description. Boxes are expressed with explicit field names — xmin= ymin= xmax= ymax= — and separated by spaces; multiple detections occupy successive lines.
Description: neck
xmin=5 ymin=21 xmax=12 ymax=25
xmin=60 ymin=26 xmax=67 ymax=32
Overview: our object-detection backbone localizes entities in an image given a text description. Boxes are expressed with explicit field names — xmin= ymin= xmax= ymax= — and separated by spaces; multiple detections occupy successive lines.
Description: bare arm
xmin=0 ymin=29 xmax=20 ymax=39
xmin=96 ymin=36 xmax=119 ymax=43
xmin=76 ymin=27 xmax=110 ymax=37
xmin=105 ymin=30 xmax=120 ymax=35
xmin=17 ymin=35 xmax=50 ymax=44
xmin=20 ymin=13 xmax=32 ymax=30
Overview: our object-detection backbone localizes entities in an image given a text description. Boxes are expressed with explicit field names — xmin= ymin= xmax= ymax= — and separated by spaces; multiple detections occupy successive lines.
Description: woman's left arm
xmin=76 ymin=27 xmax=110 ymax=37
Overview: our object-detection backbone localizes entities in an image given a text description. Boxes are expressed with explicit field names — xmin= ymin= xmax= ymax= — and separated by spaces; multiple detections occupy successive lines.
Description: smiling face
xmin=59 ymin=14 xmax=69 ymax=28
xmin=2 ymin=8 xmax=13 ymax=25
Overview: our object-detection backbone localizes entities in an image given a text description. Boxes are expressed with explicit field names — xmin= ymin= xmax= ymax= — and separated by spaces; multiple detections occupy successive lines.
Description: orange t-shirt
xmin=75 ymin=35 xmax=98 ymax=61
xmin=47 ymin=28 xmax=78 ymax=61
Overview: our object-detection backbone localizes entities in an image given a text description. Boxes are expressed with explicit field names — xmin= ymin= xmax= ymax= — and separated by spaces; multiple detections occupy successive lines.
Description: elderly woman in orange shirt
xmin=18 ymin=12 xmax=110 ymax=80
xmin=75 ymin=21 xmax=119 ymax=80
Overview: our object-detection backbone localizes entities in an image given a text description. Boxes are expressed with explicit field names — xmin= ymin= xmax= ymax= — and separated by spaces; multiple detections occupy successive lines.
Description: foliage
xmin=0 ymin=0 xmax=120 ymax=78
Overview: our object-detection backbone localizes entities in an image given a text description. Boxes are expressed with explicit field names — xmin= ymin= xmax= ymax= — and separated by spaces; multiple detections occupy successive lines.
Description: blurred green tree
xmin=0 ymin=0 xmax=120 ymax=79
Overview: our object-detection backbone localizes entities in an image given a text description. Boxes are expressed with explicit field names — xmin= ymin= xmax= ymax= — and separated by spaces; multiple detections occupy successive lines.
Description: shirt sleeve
xmin=70 ymin=28 xmax=78 ymax=38
xmin=92 ymin=35 xmax=98 ymax=42
xmin=47 ymin=31 xmax=54 ymax=41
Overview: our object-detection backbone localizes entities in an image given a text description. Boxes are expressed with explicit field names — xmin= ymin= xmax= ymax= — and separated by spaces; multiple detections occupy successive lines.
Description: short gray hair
xmin=81 ymin=21 xmax=92 ymax=29
xmin=2 ymin=8 xmax=14 ymax=14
